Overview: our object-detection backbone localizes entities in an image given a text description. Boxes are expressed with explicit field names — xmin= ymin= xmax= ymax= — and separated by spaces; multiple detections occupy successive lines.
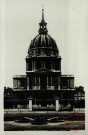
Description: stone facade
xmin=11 ymin=9 xmax=76 ymax=111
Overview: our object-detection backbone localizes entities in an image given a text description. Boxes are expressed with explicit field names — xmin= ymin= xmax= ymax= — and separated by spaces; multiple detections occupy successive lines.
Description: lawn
xmin=4 ymin=112 xmax=85 ymax=131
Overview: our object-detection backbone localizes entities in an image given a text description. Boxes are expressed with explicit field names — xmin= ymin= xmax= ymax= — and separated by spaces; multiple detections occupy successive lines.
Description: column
xmin=51 ymin=76 xmax=52 ymax=84
xmin=51 ymin=61 xmax=53 ymax=70
xmin=28 ymin=98 xmax=32 ymax=111
xmin=58 ymin=76 xmax=60 ymax=90
xmin=59 ymin=61 xmax=61 ymax=70
xmin=34 ymin=61 xmax=36 ymax=70
xmin=44 ymin=61 xmax=45 ymax=69
xmin=51 ymin=76 xmax=52 ymax=89
xmin=34 ymin=76 xmax=36 ymax=90
xmin=47 ymin=76 xmax=48 ymax=89
xmin=68 ymin=79 xmax=69 ymax=88
xmin=39 ymin=76 xmax=40 ymax=90
xmin=35 ymin=76 xmax=36 ymax=86
xmin=32 ymin=61 xmax=33 ymax=70
xmin=55 ymin=98 xmax=60 ymax=111
xmin=27 ymin=77 xmax=29 ymax=90
xmin=41 ymin=61 xmax=43 ymax=69
xmin=26 ymin=62 xmax=28 ymax=71
xmin=53 ymin=62 xmax=55 ymax=70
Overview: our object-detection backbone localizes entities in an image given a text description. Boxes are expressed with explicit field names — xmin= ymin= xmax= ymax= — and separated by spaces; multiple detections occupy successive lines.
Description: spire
xmin=38 ymin=7 xmax=48 ymax=34
xmin=42 ymin=5 xmax=44 ymax=21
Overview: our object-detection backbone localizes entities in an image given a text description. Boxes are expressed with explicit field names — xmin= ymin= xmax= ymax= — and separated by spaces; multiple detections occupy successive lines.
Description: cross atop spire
xmin=38 ymin=7 xmax=48 ymax=34
xmin=42 ymin=5 xmax=44 ymax=9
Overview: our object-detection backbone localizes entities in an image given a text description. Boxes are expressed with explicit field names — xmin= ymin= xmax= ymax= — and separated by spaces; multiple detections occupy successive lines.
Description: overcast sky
xmin=1 ymin=0 xmax=88 ymax=90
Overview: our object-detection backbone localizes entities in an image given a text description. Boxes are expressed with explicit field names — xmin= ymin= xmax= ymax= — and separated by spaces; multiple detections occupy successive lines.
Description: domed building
xmin=10 ymin=9 xmax=75 ymax=111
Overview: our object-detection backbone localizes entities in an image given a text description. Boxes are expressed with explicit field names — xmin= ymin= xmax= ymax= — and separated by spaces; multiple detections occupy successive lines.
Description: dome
xmin=28 ymin=34 xmax=59 ymax=57
xmin=27 ymin=9 xmax=59 ymax=57
xmin=29 ymin=34 xmax=58 ymax=50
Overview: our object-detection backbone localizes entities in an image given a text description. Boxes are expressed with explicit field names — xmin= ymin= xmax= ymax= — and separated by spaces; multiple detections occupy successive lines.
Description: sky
xmin=1 ymin=0 xmax=88 ymax=90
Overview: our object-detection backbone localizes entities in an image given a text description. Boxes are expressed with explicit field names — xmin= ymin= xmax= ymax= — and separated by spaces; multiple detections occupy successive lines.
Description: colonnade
xmin=26 ymin=60 xmax=61 ymax=71
xmin=27 ymin=76 xmax=60 ymax=90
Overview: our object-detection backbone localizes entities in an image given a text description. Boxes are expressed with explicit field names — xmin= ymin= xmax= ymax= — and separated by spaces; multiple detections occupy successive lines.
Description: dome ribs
xmin=28 ymin=33 xmax=59 ymax=57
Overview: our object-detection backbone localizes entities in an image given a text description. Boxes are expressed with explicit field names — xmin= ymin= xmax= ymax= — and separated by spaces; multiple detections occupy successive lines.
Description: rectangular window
xmin=70 ymin=78 xmax=74 ymax=88
xmin=36 ymin=60 xmax=41 ymax=70
xmin=46 ymin=60 xmax=51 ymax=70
xmin=28 ymin=61 xmax=32 ymax=70
xmin=61 ymin=78 xmax=68 ymax=88
xmin=53 ymin=76 xmax=58 ymax=89
xmin=20 ymin=79 xmax=26 ymax=88
xmin=55 ymin=60 xmax=59 ymax=70
xmin=13 ymin=79 xmax=18 ymax=88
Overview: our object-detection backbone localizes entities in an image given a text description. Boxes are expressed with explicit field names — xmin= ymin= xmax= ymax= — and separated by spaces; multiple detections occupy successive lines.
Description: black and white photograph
xmin=1 ymin=0 xmax=88 ymax=133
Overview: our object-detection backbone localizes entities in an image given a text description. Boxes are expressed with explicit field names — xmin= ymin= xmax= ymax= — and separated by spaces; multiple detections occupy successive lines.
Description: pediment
xmin=36 ymin=68 xmax=52 ymax=72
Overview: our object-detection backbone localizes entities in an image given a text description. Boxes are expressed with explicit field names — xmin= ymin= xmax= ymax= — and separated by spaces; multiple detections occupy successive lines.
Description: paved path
xmin=4 ymin=120 xmax=85 ymax=131
xmin=4 ymin=109 xmax=85 ymax=114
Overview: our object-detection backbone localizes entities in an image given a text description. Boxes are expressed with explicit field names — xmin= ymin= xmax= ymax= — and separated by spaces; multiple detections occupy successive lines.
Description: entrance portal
xmin=40 ymin=76 xmax=47 ymax=90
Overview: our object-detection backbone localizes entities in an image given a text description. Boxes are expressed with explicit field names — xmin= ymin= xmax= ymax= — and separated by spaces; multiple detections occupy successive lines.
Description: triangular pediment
xmin=36 ymin=68 xmax=52 ymax=72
